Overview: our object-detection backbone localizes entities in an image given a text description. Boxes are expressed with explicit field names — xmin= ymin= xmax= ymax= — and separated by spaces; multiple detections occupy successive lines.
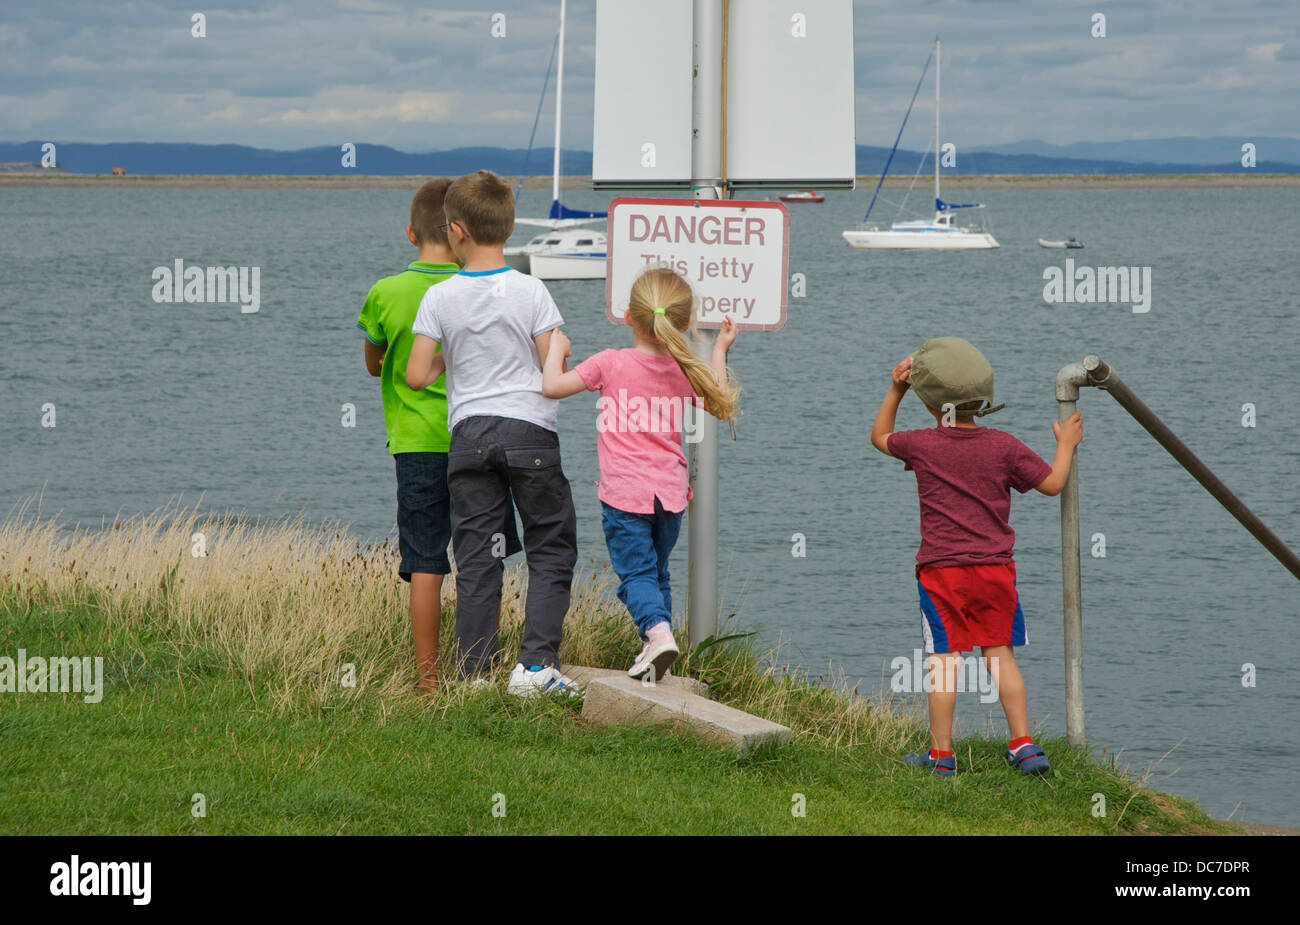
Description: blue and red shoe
xmin=1007 ymin=744 xmax=1051 ymax=775
xmin=902 ymin=750 xmax=956 ymax=777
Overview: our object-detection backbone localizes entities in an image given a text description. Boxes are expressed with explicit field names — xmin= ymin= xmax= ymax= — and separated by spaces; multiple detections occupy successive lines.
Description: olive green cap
xmin=907 ymin=337 xmax=1005 ymax=417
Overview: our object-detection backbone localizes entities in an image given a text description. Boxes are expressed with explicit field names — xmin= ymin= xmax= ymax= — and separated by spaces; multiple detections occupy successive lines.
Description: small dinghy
xmin=1038 ymin=237 xmax=1084 ymax=249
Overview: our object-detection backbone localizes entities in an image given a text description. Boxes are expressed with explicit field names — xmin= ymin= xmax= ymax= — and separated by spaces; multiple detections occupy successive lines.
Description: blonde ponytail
xmin=627 ymin=266 xmax=741 ymax=422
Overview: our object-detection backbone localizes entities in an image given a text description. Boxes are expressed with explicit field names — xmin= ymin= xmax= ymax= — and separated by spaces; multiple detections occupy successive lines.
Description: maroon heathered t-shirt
xmin=886 ymin=426 xmax=1052 ymax=569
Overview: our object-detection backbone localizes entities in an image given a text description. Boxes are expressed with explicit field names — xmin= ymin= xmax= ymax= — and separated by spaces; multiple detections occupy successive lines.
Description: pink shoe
xmin=628 ymin=622 xmax=679 ymax=681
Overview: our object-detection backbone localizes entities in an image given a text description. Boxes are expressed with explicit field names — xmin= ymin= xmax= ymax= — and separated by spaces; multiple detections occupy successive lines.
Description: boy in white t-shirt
xmin=406 ymin=170 xmax=580 ymax=697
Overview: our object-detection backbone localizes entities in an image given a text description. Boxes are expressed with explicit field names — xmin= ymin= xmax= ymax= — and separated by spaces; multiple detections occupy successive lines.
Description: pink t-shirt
xmin=575 ymin=348 xmax=701 ymax=514
xmin=886 ymin=426 xmax=1052 ymax=569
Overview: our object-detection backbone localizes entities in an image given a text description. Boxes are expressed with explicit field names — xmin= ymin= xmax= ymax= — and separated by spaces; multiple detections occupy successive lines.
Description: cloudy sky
xmin=1 ymin=0 xmax=1296 ymax=151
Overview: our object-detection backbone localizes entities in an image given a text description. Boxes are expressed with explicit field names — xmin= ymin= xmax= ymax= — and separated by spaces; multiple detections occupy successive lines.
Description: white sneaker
xmin=507 ymin=663 xmax=583 ymax=699
xmin=628 ymin=623 xmax=679 ymax=682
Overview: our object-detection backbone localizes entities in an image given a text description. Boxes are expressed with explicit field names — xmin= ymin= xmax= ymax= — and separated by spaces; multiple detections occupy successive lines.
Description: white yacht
xmin=504 ymin=0 xmax=607 ymax=280
xmin=506 ymin=227 xmax=607 ymax=280
xmin=845 ymin=211 xmax=998 ymax=250
xmin=843 ymin=38 xmax=998 ymax=251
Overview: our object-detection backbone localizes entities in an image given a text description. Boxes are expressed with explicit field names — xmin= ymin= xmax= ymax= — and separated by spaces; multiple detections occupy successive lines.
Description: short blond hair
xmin=444 ymin=170 xmax=515 ymax=245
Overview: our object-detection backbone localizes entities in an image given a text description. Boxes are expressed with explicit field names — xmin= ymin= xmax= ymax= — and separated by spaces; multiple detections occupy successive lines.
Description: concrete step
xmin=565 ymin=664 xmax=709 ymax=698
xmin=579 ymin=673 xmax=792 ymax=753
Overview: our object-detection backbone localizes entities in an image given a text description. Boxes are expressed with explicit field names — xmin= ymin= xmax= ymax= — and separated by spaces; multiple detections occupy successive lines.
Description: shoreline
xmin=2 ymin=172 xmax=1298 ymax=190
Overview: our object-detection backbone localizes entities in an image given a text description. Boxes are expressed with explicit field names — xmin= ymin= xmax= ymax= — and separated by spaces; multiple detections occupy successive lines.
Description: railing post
xmin=1055 ymin=362 xmax=1090 ymax=747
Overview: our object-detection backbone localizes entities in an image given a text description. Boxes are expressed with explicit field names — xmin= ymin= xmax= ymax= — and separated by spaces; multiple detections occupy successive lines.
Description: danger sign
xmin=605 ymin=197 xmax=790 ymax=332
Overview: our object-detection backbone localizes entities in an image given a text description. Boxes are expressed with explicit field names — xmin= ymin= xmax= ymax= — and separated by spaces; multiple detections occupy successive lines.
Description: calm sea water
xmin=2 ymin=184 xmax=1297 ymax=826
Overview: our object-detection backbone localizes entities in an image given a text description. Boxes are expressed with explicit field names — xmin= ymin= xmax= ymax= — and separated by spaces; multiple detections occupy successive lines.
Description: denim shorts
xmin=394 ymin=452 xmax=454 ymax=579
xmin=395 ymin=451 xmax=522 ymax=581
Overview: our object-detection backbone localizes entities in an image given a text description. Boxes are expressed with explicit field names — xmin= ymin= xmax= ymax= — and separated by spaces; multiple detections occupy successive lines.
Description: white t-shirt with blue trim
xmin=412 ymin=267 xmax=564 ymax=433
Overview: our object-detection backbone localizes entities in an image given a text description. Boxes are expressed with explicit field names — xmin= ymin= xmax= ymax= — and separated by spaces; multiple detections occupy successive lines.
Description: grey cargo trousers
xmin=447 ymin=415 xmax=578 ymax=677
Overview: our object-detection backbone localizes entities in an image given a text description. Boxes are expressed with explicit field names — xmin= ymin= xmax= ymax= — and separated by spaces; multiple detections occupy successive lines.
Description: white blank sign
xmin=592 ymin=0 xmax=856 ymax=189
xmin=592 ymin=0 xmax=694 ymax=187
xmin=725 ymin=1 xmax=856 ymax=189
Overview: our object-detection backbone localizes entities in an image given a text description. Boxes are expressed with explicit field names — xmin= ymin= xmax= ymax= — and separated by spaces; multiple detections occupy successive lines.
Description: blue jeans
xmin=600 ymin=499 xmax=683 ymax=641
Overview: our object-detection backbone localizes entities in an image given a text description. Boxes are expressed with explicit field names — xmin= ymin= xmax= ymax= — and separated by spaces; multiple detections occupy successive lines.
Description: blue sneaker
xmin=1007 ymin=744 xmax=1050 ymax=775
xmin=902 ymin=750 xmax=956 ymax=777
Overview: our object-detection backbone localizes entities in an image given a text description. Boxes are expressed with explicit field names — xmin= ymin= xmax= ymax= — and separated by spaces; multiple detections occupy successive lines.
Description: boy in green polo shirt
xmin=358 ymin=179 xmax=519 ymax=691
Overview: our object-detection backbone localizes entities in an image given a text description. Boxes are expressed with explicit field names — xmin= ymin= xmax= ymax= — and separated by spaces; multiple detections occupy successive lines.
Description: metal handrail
xmin=1056 ymin=355 xmax=1299 ymax=746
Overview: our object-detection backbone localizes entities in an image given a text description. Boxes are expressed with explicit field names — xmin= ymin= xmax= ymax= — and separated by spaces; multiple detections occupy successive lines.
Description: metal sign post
xmin=594 ymin=0 xmax=854 ymax=647
xmin=686 ymin=0 xmax=724 ymax=646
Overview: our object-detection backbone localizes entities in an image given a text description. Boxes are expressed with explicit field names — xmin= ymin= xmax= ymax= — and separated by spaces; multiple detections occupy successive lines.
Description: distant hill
xmin=855 ymin=145 xmax=1300 ymax=176
xmin=2 ymin=140 xmax=1297 ymax=176
xmin=970 ymin=136 xmax=1300 ymax=166
xmin=0 ymin=142 xmax=593 ymax=177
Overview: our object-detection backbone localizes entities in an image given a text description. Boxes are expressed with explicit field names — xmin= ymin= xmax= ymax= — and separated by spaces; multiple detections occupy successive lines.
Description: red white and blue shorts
xmin=916 ymin=562 xmax=1026 ymax=654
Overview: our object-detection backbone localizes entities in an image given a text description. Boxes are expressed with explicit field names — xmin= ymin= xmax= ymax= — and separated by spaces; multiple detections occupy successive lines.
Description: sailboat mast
xmin=934 ymin=37 xmax=940 ymax=206
xmin=551 ymin=0 xmax=566 ymax=209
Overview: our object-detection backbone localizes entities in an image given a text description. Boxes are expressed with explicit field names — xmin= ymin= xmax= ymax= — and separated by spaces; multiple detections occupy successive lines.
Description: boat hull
xmin=525 ymin=253 xmax=607 ymax=280
xmin=842 ymin=229 xmax=999 ymax=250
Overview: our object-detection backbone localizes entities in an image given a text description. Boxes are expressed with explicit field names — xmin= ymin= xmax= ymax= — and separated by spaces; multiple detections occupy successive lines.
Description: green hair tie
xmin=652 ymin=307 xmax=667 ymax=315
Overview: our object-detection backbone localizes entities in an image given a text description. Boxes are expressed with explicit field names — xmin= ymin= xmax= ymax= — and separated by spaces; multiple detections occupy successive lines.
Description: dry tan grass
xmin=0 ymin=500 xmax=641 ymax=700
xmin=1 ymin=500 xmax=919 ymax=747
xmin=2 ymin=500 xmax=404 ymax=700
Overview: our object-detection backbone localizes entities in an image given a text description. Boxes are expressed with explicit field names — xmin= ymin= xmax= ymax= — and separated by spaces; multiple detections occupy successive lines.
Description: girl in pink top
xmin=542 ymin=266 xmax=740 ymax=680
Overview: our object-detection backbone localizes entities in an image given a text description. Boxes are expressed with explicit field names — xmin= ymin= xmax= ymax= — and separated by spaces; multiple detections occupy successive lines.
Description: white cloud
xmin=1247 ymin=42 xmax=1284 ymax=62
xmin=267 ymin=88 xmax=454 ymax=125
xmin=2 ymin=0 xmax=1298 ymax=150
xmin=1190 ymin=69 xmax=1254 ymax=91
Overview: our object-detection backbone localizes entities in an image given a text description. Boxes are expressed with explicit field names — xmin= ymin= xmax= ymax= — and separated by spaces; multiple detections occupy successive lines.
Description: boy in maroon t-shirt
xmin=870 ymin=337 xmax=1083 ymax=777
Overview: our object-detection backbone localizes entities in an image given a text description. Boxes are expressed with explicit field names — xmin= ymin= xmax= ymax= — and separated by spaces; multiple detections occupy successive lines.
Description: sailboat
xmin=842 ymin=38 xmax=998 ymax=250
xmin=504 ymin=0 xmax=607 ymax=280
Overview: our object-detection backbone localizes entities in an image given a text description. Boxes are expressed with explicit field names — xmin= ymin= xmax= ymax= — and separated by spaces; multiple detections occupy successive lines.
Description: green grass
xmin=0 ymin=596 xmax=1224 ymax=835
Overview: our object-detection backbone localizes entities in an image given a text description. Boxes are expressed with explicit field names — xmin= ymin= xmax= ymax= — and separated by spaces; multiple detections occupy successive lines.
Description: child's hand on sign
xmin=715 ymin=316 xmax=738 ymax=353
xmin=891 ymin=356 xmax=913 ymax=390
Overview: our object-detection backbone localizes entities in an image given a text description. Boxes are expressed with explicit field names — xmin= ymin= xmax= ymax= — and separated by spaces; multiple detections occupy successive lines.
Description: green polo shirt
xmin=357 ymin=261 xmax=457 ymax=454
